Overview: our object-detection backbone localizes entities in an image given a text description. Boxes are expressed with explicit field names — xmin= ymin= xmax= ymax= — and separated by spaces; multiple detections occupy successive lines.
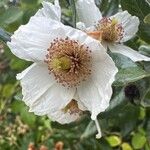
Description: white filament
xmin=95 ymin=118 xmax=102 ymax=139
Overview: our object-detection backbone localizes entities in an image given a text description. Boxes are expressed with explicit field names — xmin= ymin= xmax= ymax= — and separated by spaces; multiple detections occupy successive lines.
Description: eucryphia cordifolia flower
xmin=7 ymin=0 xmax=118 ymax=138
xmin=76 ymin=0 xmax=150 ymax=62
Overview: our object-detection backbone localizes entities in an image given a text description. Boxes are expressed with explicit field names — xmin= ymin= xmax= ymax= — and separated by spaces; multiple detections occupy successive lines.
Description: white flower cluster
xmin=7 ymin=0 xmax=150 ymax=138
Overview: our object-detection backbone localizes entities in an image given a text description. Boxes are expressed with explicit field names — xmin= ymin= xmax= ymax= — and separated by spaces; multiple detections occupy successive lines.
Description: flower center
xmin=62 ymin=99 xmax=82 ymax=115
xmin=87 ymin=18 xmax=124 ymax=43
xmin=45 ymin=38 xmax=92 ymax=88
xmin=51 ymin=56 xmax=71 ymax=71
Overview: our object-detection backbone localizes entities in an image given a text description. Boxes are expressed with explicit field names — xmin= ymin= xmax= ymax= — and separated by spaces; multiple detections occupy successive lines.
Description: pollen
xmin=62 ymin=99 xmax=82 ymax=115
xmin=45 ymin=37 xmax=92 ymax=88
xmin=94 ymin=17 xmax=124 ymax=43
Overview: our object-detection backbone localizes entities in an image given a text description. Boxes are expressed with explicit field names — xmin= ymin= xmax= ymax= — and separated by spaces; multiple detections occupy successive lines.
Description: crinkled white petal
xmin=17 ymin=63 xmax=56 ymax=107
xmin=29 ymin=83 xmax=75 ymax=116
xmin=110 ymin=11 xmax=140 ymax=42
xmin=73 ymin=92 xmax=88 ymax=111
xmin=47 ymin=92 xmax=86 ymax=124
xmin=7 ymin=17 xmax=66 ymax=62
xmin=8 ymin=15 xmax=103 ymax=62
xmin=92 ymin=49 xmax=118 ymax=105
xmin=77 ymin=46 xmax=118 ymax=120
xmin=77 ymin=78 xmax=104 ymax=120
xmin=35 ymin=0 xmax=61 ymax=21
xmin=109 ymin=44 xmax=150 ymax=62
xmin=48 ymin=108 xmax=81 ymax=124
xmin=63 ymin=25 xmax=104 ymax=52
xmin=76 ymin=0 xmax=102 ymax=27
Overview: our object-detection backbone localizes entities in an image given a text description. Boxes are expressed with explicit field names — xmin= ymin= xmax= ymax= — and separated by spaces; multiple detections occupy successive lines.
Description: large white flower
xmin=7 ymin=0 xmax=118 ymax=138
xmin=76 ymin=0 xmax=150 ymax=62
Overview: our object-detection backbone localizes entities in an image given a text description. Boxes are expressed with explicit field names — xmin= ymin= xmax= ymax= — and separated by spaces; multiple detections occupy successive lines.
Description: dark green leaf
xmin=81 ymin=121 xmax=96 ymax=139
xmin=110 ymin=53 xmax=150 ymax=86
xmin=114 ymin=67 xmax=149 ymax=86
xmin=69 ymin=0 xmax=76 ymax=28
xmin=139 ymin=45 xmax=150 ymax=57
xmin=104 ymin=0 xmax=119 ymax=16
xmin=144 ymin=13 xmax=150 ymax=24
xmin=121 ymin=0 xmax=150 ymax=20
xmin=121 ymin=0 xmax=150 ymax=43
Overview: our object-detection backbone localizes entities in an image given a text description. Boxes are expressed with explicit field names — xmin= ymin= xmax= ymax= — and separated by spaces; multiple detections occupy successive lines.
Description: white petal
xmin=111 ymin=11 xmax=140 ymax=42
xmin=78 ymin=79 xmax=107 ymax=120
xmin=92 ymin=50 xmax=118 ymax=105
xmin=63 ymin=25 xmax=103 ymax=52
xmin=48 ymin=107 xmax=81 ymax=124
xmin=7 ymin=17 xmax=66 ymax=62
xmin=48 ymin=111 xmax=80 ymax=124
xmin=73 ymin=92 xmax=87 ymax=111
xmin=77 ymin=46 xmax=118 ymax=120
xmin=35 ymin=0 xmax=61 ymax=21
xmin=17 ymin=63 xmax=56 ymax=106
xmin=76 ymin=0 xmax=102 ymax=27
xmin=109 ymin=44 xmax=150 ymax=62
xmin=29 ymin=84 xmax=75 ymax=115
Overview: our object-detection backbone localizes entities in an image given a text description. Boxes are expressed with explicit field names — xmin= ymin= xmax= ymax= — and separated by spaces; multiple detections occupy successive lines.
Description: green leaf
xmin=110 ymin=53 xmax=150 ymax=86
xmin=121 ymin=0 xmax=149 ymax=20
xmin=139 ymin=107 xmax=146 ymax=120
xmin=97 ymin=0 xmax=109 ymax=13
xmin=0 ymin=7 xmax=23 ymax=27
xmin=121 ymin=143 xmax=133 ymax=150
xmin=145 ymin=142 xmax=150 ymax=150
xmin=106 ymin=135 xmax=122 ymax=147
xmin=21 ymin=0 xmax=39 ymax=5
xmin=81 ymin=121 xmax=96 ymax=139
xmin=131 ymin=133 xmax=147 ymax=149
xmin=11 ymin=101 xmax=36 ymax=127
xmin=10 ymin=58 xmax=28 ymax=70
xmin=142 ymin=89 xmax=150 ymax=107
xmin=146 ymin=119 xmax=150 ymax=141
xmin=97 ymin=138 xmax=113 ymax=150
xmin=69 ymin=0 xmax=76 ymax=28
xmin=110 ymin=52 xmax=137 ymax=69
xmin=114 ymin=67 xmax=149 ymax=86
xmin=104 ymin=0 xmax=119 ymax=16
xmin=144 ymin=13 xmax=150 ymax=24
xmin=135 ymin=79 xmax=150 ymax=107
xmin=139 ymin=45 xmax=150 ymax=57
xmin=121 ymin=0 xmax=150 ymax=43
xmin=2 ymin=84 xmax=15 ymax=98
xmin=100 ymin=88 xmax=127 ymax=120
xmin=115 ymin=104 xmax=140 ymax=137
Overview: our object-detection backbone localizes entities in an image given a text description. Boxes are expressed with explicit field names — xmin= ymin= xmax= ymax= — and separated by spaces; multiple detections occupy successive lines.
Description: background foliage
xmin=0 ymin=0 xmax=150 ymax=149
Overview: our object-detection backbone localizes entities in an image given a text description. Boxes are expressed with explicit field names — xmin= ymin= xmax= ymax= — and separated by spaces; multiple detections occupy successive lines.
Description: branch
xmin=0 ymin=28 xmax=11 ymax=43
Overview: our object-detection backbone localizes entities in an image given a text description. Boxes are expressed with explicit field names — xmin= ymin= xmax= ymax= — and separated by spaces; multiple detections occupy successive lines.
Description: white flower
xmin=76 ymin=0 xmax=150 ymax=62
xmin=7 ymin=0 xmax=118 ymax=138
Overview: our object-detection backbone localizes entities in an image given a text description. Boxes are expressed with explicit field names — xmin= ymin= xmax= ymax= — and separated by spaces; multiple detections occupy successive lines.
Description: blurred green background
xmin=0 ymin=0 xmax=150 ymax=149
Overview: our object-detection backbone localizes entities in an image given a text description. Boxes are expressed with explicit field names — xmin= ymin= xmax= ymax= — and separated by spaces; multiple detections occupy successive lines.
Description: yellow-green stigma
xmin=52 ymin=56 xmax=71 ymax=71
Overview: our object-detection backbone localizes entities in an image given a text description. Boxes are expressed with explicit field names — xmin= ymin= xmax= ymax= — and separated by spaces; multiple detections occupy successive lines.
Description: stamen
xmin=95 ymin=118 xmax=102 ymax=139
xmin=45 ymin=37 xmax=92 ymax=88
xmin=62 ymin=99 xmax=82 ymax=115
xmin=94 ymin=17 xmax=124 ymax=43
